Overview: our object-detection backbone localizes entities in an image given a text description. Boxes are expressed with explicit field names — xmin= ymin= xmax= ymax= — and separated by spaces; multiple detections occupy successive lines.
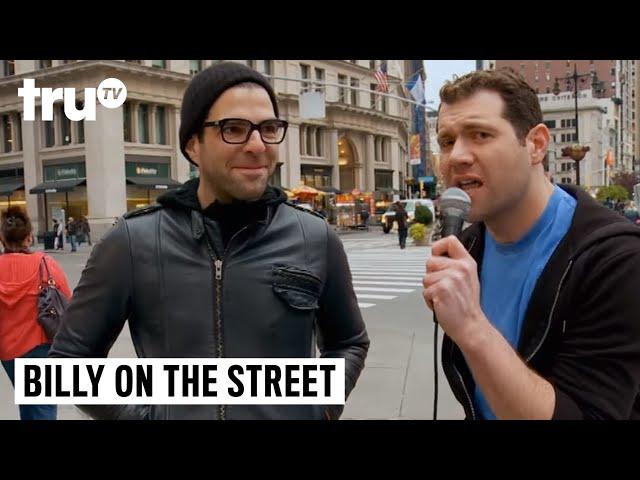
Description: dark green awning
xmin=126 ymin=177 xmax=182 ymax=189
xmin=0 ymin=179 xmax=24 ymax=196
xmin=29 ymin=178 xmax=86 ymax=194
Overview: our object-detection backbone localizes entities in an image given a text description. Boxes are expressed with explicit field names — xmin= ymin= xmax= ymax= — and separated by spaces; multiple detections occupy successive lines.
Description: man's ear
xmin=185 ymin=135 xmax=201 ymax=167
xmin=527 ymin=123 xmax=550 ymax=166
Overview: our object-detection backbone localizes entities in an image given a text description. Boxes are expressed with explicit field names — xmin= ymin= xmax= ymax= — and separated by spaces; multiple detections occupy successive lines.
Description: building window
xmin=39 ymin=60 xmax=52 ymax=69
xmin=314 ymin=68 xmax=325 ymax=93
xmin=155 ymin=106 xmax=166 ymax=145
xmin=123 ymin=103 xmax=132 ymax=142
xmin=306 ymin=126 xmax=314 ymax=156
xmin=189 ymin=60 xmax=202 ymax=75
xmin=151 ymin=60 xmax=166 ymax=69
xmin=544 ymin=120 xmax=556 ymax=129
xmin=350 ymin=78 xmax=359 ymax=106
xmin=1 ymin=115 xmax=12 ymax=153
xmin=562 ymin=177 xmax=572 ymax=184
xmin=60 ymin=106 xmax=72 ymax=145
xmin=299 ymin=127 xmax=306 ymax=155
xmin=138 ymin=104 xmax=149 ymax=143
xmin=338 ymin=74 xmax=347 ymax=103
xmin=375 ymin=169 xmax=393 ymax=189
xmin=370 ymin=83 xmax=377 ymax=109
xmin=545 ymin=62 xmax=551 ymax=70
xmin=301 ymin=165 xmax=332 ymax=188
xmin=76 ymin=102 xmax=85 ymax=144
xmin=315 ymin=128 xmax=324 ymax=157
xmin=1 ymin=60 xmax=15 ymax=77
xmin=370 ymin=60 xmax=376 ymax=70
xmin=300 ymin=64 xmax=310 ymax=93
xmin=15 ymin=113 xmax=22 ymax=151
xmin=43 ymin=119 xmax=55 ymax=148
xmin=252 ymin=60 xmax=272 ymax=77
xmin=381 ymin=95 xmax=387 ymax=113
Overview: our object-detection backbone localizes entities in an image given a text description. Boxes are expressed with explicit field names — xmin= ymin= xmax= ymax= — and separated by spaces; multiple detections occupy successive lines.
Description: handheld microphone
xmin=439 ymin=187 xmax=471 ymax=238
xmin=431 ymin=187 xmax=471 ymax=420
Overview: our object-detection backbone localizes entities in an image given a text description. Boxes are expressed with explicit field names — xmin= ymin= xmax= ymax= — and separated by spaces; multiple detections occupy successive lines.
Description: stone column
xmin=22 ymin=112 xmax=43 ymax=232
xmin=84 ymin=104 xmax=127 ymax=241
xmin=284 ymin=124 xmax=301 ymax=188
xmin=390 ymin=139 xmax=400 ymax=190
xmin=329 ymin=128 xmax=339 ymax=189
xmin=365 ymin=134 xmax=375 ymax=191
xmin=173 ymin=107 xmax=191 ymax=183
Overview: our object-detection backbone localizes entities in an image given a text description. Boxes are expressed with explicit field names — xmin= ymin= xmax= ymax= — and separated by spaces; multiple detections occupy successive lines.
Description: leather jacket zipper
xmin=203 ymin=233 xmax=227 ymax=420
xmin=204 ymin=223 xmax=253 ymax=421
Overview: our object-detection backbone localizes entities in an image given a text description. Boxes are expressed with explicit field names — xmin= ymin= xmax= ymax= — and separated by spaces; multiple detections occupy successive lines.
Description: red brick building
xmin=495 ymin=60 xmax=616 ymax=98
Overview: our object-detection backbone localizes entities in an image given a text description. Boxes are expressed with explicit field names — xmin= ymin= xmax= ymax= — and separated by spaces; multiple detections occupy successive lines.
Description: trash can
xmin=43 ymin=231 xmax=56 ymax=250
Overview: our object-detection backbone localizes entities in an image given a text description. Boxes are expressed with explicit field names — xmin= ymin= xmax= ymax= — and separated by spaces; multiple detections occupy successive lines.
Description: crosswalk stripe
xmin=350 ymin=268 xmax=425 ymax=273
xmin=353 ymin=276 xmax=422 ymax=282
xmin=355 ymin=294 xmax=397 ymax=300
xmin=358 ymin=303 xmax=375 ymax=309
xmin=353 ymin=281 xmax=423 ymax=287
xmin=353 ymin=287 xmax=414 ymax=293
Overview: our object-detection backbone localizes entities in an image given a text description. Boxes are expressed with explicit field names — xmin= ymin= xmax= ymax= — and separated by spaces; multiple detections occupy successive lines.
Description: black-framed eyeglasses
xmin=202 ymin=118 xmax=288 ymax=144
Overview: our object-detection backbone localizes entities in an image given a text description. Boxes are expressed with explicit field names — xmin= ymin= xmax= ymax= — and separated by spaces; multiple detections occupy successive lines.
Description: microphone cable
xmin=433 ymin=314 xmax=438 ymax=420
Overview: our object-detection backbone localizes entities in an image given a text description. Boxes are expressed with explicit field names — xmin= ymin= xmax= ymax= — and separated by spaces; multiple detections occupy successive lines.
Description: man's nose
xmin=448 ymin=138 xmax=474 ymax=166
xmin=243 ymin=129 xmax=266 ymax=153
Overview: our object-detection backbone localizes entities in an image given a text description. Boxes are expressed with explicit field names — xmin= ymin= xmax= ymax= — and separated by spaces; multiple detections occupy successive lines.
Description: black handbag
xmin=37 ymin=256 xmax=69 ymax=340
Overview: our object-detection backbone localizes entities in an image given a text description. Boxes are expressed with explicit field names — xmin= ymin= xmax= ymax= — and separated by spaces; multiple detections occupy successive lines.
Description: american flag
xmin=374 ymin=61 xmax=389 ymax=93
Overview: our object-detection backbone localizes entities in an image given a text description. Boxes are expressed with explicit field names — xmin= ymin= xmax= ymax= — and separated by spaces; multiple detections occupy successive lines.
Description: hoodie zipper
xmin=525 ymin=260 xmax=573 ymax=363
xmin=451 ymin=235 xmax=478 ymax=420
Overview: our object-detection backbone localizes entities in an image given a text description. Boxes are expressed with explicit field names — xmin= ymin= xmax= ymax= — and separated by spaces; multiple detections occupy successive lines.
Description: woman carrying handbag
xmin=0 ymin=207 xmax=71 ymax=420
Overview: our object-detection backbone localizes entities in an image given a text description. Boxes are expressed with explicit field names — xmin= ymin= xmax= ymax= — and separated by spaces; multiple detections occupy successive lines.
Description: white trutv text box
xmin=14 ymin=358 xmax=345 ymax=405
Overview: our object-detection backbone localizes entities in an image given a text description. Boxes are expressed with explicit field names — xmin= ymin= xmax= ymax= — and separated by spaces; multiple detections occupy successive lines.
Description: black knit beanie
xmin=179 ymin=61 xmax=280 ymax=165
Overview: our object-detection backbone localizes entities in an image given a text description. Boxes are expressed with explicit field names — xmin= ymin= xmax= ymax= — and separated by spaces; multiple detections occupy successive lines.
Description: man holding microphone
xmin=424 ymin=68 xmax=640 ymax=420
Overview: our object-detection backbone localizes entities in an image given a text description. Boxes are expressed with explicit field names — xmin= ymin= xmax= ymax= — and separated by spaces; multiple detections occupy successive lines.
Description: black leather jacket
xmin=50 ymin=180 xmax=369 ymax=420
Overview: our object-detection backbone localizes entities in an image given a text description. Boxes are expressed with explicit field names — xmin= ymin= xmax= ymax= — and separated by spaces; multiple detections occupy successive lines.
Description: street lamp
xmin=552 ymin=64 xmax=603 ymax=186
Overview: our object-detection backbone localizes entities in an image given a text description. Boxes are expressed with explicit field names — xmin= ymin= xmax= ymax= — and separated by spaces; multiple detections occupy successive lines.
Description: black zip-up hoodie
xmin=442 ymin=185 xmax=640 ymax=420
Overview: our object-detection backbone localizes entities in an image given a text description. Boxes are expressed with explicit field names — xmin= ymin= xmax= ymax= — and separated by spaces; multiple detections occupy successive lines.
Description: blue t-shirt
xmin=474 ymin=186 xmax=577 ymax=420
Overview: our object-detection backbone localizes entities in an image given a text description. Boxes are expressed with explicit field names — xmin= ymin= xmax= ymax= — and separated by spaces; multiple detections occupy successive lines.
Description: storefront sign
xmin=136 ymin=166 xmax=158 ymax=176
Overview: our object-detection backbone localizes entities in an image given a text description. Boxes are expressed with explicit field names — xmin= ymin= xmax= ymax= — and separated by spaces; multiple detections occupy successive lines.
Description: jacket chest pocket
xmin=272 ymin=265 xmax=322 ymax=311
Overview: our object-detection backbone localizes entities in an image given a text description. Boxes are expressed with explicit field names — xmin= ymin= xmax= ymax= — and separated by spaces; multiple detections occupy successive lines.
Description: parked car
xmin=381 ymin=199 xmax=435 ymax=234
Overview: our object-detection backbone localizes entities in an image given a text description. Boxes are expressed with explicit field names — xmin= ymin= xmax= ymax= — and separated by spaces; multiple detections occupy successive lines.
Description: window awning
xmin=126 ymin=177 xmax=182 ymax=190
xmin=0 ymin=178 xmax=24 ymax=196
xmin=29 ymin=178 xmax=86 ymax=194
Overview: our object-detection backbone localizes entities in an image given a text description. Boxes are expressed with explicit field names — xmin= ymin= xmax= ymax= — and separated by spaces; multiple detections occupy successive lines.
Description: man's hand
xmin=423 ymin=235 xmax=489 ymax=348
xmin=423 ymin=236 xmax=556 ymax=419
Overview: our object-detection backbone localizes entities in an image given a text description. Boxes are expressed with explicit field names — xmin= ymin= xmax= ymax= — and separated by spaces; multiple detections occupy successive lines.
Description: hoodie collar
xmin=157 ymin=177 xmax=288 ymax=212
xmin=158 ymin=177 xmax=288 ymax=241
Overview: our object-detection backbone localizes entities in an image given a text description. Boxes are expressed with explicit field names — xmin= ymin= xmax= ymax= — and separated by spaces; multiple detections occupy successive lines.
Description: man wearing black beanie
xmin=50 ymin=61 xmax=370 ymax=421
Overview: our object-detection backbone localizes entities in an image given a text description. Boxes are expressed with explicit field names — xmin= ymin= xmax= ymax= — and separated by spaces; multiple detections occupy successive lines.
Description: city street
xmin=0 ymin=228 xmax=464 ymax=420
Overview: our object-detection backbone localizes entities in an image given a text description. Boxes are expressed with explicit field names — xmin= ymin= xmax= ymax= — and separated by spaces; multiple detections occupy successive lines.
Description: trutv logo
xmin=18 ymin=78 xmax=127 ymax=121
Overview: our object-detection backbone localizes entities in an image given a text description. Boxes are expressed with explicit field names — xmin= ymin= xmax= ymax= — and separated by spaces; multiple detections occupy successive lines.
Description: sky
xmin=423 ymin=60 xmax=476 ymax=109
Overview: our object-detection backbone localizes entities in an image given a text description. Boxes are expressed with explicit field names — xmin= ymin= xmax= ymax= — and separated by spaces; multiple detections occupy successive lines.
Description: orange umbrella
xmin=292 ymin=185 xmax=321 ymax=196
